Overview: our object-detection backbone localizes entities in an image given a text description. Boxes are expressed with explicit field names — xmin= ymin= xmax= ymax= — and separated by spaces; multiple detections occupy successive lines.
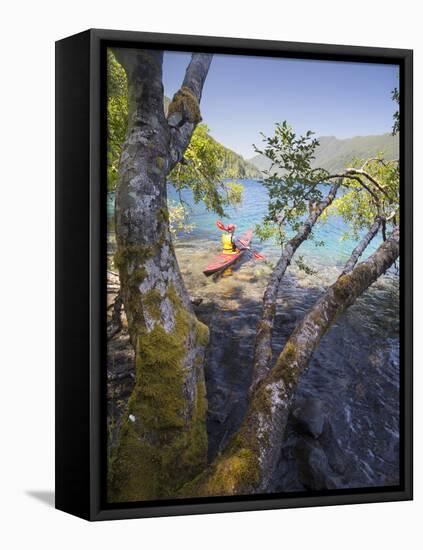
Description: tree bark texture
xmin=109 ymin=49 xmax=212 ymax=502
xmin=342 ymin=216 xmax=382 ymax=274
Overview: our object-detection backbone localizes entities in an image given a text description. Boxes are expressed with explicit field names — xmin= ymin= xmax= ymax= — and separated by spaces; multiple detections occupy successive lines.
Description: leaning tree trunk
xmin=341 ymin=216 xmax=382 ymax=274
xmin=252 ymin=181 xmax=341 ymax=388
xmin=109 ymin=49 xmax=212 ymax=502
xmin=183 ymin=226 xmax=399 ymax=497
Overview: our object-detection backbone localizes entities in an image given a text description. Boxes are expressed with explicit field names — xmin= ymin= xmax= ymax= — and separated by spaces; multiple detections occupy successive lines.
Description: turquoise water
xmin=108 ymin=179 xmax=382 ymax=270
xmin=168 ymin=179 xmax=383 ymax=267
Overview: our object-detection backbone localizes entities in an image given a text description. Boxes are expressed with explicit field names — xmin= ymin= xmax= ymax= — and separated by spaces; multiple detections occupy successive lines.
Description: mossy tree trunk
xmin=183 ymin=227 xmax=399 ymax=497
xmin=109 ymin=48 xmax=212 ymax=502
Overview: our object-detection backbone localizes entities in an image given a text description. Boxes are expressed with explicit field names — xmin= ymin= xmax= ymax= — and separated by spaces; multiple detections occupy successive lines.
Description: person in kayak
xmin=217 ymin=221 xmax=237 ymax=255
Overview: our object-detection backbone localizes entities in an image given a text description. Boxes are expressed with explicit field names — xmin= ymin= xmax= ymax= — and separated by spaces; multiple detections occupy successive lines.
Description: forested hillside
xmin=206 ymin=133 xmax=261 ymax=179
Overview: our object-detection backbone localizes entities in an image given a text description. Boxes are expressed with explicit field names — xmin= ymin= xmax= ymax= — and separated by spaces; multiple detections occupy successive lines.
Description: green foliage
xmin=253 ymin=121 xmax=330 ymax=244
xmin=325 ymin=155 xmax=399 ymax=239
xmin=392 ymin=87 xmax=400 ymax=135
xmin=169 ymin=124 xmax=244 ymax=217
xmin=220 ymin=147 xmax=260 ymax=179
xmin=255 ymin=219 xmax=284 ymax=244
xmin=107 ymin=51 xmax=128 ymax=192
xmin=168 ymin=200 xmax=194 ymax=236
xmin=225 ymin=181 xmax=244 ymax=204
xmin=295 ymin=255 xmax=318 ymax=276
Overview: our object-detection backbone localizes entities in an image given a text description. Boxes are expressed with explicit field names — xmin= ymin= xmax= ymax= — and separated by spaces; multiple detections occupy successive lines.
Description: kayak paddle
xmin=233 ymin=238 xmax=266 ymax=261
xmin=252 ymin=251 xmax=265 ymax=261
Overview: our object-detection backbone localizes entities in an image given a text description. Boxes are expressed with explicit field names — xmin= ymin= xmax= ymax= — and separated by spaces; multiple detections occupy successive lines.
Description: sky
xmin=162 ymin=51 xmax=398 ymax=159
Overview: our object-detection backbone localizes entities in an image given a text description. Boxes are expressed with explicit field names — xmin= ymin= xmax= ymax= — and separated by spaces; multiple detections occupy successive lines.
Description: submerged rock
xmin=292 ymin=397 xmax=327 ymax=439
xmin=294 ymin=438 xmax=343 ymax=490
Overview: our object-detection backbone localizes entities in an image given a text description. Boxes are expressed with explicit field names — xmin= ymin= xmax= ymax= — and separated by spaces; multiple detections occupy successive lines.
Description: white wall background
xmin=0 ymin=0 xmax=420 ymax=548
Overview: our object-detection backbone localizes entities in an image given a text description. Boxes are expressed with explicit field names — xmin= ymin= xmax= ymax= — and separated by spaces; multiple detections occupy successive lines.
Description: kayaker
xmin=203 ymin=225 xmax=264 ymax=277
xmin=219 ymin=222 xmax=237 ymax=255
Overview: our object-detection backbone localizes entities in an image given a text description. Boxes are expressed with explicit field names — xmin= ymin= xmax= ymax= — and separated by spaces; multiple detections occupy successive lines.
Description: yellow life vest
xmin=221 ymin=233 xmax=236 ymax=255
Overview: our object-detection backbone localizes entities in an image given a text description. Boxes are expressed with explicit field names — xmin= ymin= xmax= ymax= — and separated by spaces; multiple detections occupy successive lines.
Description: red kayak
xmin=202 ymin=229 xmax=253 ymax=277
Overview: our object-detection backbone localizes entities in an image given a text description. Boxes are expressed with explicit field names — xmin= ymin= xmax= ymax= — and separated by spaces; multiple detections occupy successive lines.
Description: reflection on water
xmin=108 ymin=179 xmax=400 ymax=490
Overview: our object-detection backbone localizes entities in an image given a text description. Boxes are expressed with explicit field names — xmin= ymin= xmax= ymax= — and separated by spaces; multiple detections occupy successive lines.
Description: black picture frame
xmin=55 ymin=28 xmax=413 ymax=521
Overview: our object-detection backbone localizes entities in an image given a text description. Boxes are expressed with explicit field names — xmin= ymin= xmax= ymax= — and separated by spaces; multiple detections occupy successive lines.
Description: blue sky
xmin=162 ymin=51 xmax=398 ymax=159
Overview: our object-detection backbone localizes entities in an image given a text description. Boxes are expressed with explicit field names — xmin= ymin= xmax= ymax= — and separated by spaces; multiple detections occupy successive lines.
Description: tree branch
xmin=344 ymin=168 xmax=390 ymax=200
xmin=326 ymin=173 xmax=380 ymax=204
xmin=181 ymin=53 xmax=213 ymax=102
xmin=168 ymin=54 xmax=212 ymax=168
xmin=251 ymin=180 xmax=341 ymax=389
xmin=341 ymin=217 xmax=382 ymax=274
xmin=361 ymin=158 xmax=399 ymax=170
xmin=112 ymin=48 xmax=165 ymax=127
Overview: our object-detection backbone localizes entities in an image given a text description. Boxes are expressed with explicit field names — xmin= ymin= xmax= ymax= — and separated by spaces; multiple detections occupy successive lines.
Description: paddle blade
xmin=253 ymin=251 xmax=265 ymax=261
xmin=216 ymin=220 xmax=227 ymax=231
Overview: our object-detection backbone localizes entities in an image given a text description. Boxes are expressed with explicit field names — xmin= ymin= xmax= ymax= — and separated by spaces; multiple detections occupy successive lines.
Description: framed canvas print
xmin=55 ymin=29 xmax=413 ymax=521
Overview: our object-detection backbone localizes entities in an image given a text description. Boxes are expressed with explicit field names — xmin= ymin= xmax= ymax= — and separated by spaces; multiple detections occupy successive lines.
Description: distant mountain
xmin=248 ymin=133 xmax=399 ymax=175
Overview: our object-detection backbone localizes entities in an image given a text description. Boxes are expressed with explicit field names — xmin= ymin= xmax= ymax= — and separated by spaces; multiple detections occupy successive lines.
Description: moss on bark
xmin=108 ymin=284 xmax=209 ymax=502
xmin=167 ymin=86 xmax=201 ymax=124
